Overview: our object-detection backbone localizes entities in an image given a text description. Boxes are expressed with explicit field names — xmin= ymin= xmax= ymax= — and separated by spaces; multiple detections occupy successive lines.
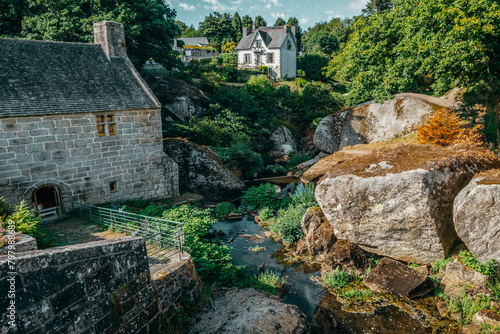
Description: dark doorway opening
xmin=32 ymin=186 xmax=63 ymax=220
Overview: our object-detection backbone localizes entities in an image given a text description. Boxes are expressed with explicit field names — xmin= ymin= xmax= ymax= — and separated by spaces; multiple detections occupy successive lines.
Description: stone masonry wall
xmin=0 ymin=237 xmax=203 ymax=334
xmin=0 ymin=108 xmax=179 ymax=212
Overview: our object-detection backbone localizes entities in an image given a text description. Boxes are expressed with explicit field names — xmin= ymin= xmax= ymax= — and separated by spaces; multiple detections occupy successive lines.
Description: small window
xmin=267 ymin=53 xmax=274 ymax=64
xmin=287 ymin=40 xmax=292 ymax=50
xmin=245 ymin=54 xmax=251 ymax=63
xmin=256 ymin=40 xmax=261 ymax=48
xmin=109 ymin=182 xmax=117 ymax=192
xmin=96 ymin=114 xmax=116 ymax=136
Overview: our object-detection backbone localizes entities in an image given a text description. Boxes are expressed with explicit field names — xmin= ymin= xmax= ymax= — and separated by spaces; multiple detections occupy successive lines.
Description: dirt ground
xmin=40 ymin=215 xmax=125 ymax=247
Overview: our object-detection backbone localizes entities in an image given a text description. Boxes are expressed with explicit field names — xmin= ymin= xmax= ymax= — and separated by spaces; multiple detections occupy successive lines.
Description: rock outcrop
xmin=322 ymin=240 xmax=371 ymax=277
xmin=164 ymin=139 xmax=245 ymax=200
xmin=296 ymin=207 xmax=336 ymax=257
xmin=454 ymin=169 xmax=500 ymax=264
xmin=438 ymin=261 xmax=493 ymax=296
xmin=316 ymin=144 xmax=500 ymax=264
xmin=472 ymin=309 xmax=500 ymax=327
xmin=143 ymin=73 xmax=209 ymax=122
xmin=270 ymin=125 xmax=298 ymax=157
xmin=313 ymin=93 xmax=455 ymax=154
xmin=186 ymin=288 xmax=311 ymax=334
xmin=363 ymin=258 xmax=434 ymax=299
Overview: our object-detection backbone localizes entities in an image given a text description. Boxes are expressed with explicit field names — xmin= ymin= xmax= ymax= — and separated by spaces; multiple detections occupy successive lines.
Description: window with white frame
xmin=245 ymin=54 xmax=251 ymax=63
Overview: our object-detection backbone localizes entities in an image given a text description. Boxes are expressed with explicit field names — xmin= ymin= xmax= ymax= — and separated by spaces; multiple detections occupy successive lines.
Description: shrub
xmin=270 ymin=204 xmax=306 ymax=244
xmin=200 ymin=71 xmax=226 ymax=90
xmin=258 ymin=207 xmax=274 ymax=221
xmin=295 ymin=77 xmax=307 ymax=88
xmin=286 ymin=153 xmax=312 ymax=169
xmin=246 ymin=75 xmax=275 ymax=101
xmin=241 ymin=183 xmax=282 ymax=211
xmin=291 ymin=183 xmax=318 ymax=208
xmin=341 ymin=289 xmax=374 ymax=300
xmin=433 ymin=257 xmax=451 ymax=273
xmin=3 ymin=200 xmax=41 ymax=237
xmin=259 ymin=65 xmax=268 ymax=73
xmin=445 ymin=290 xmax=493 ymax=324
xmin=251 ymin=269 xmax=287 ymax=295
xmin=322 ymin=268 xmax=352 ymax=288
xmin=215 ymin=202 xmax=236 ymax=219
xmin=126 ymin=198 xmax=148 ymax=209
xmin=212 ymin=141 xmax=264 ymax=178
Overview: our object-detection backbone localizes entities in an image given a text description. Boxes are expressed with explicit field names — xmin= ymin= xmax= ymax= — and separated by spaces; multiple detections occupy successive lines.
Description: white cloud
xmin=179 ymin=2 xmax=196 ymax=11
xmin=264 ymin=3 xmax=271 ymax=9
xmin=261 ymin=0 xmax=282 ymax=7
xmin=348 ymin=0 xmax=368 ymax=11
xmin=202 ymin=0 xmax=240 ymax=12
xmin=270 ymin=12 xmax=285 ymax=19
xmin=299 ymin=16 xmax=310 ymax=25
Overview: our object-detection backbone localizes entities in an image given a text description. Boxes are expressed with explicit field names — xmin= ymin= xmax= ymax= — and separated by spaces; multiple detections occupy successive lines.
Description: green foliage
xmin=199 ymin=12 xmax=233 ymax=45
xmin=241 ymin=183 xmax=282 ymax=211
xmin=126 ymin=198 xmax=148 ymax=209
xmin=200 ymin=71 xmax=226 ymax=90
xmin=246 ymin=75 xmax=275 ymax=101
xmin=241 ymin=15 xmax=253 ymax=28
xmin=212 ymin=141 xmax=264 ymax=178
xmin=433 ymin=257 xmax=451 ymax=273
xmin=214 ymin=202 xmax=237 ymax=219
xmin=297 ymin=53 xmax=329 ymax=81
xmin=0 ymin=0 xmax=27 ymax=37
xmin=259 ymin=65 xmax=268 ymax=73
xmin=254 ymin=15 xmax=266 ymax=28
xmin=250 ymin=270 xmax=285 ymax=295
xmin=3 ymin=200 xmax=41 ymax=237
xmin=295 ymin=78 xmax=307 ymax=88
xmin=310 ymin=117 xmax=323 ymax=131
xmin=269 ymin=183 xmax=317 ymax=244
xmin=274 ymin=18 xmax=286 ymax=26
xmin=459 ymin=250 xmax=498 ymax=278
xmin=341 ymin=289 xmax=374 ymax=300
xmin=444 ymin=289 xmax=494 ymax=324
xmin=286 ymin=153 xmax=311 ymax=169
xmin=232 ymin=12 xmax=243 ymax=42
xmin=322 ymin=268 xmax=352 ymax=288
xmin=329 ymin=0 xmax=500 ymax=105
xmin=305 ymin=31 xmax=339 ymax=55
xmin=18 ymin=0 xmax=180 ymax=69
xmin=258 ymin=207 xmax=274 ymax=222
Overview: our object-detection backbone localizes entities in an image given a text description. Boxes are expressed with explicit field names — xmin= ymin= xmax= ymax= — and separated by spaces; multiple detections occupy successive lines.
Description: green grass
xmin=322 ymin=268 xmax=352 ymax=289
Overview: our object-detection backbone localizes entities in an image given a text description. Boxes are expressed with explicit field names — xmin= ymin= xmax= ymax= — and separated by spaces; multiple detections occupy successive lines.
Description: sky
xmin=169 ymin=0 xmax=369 ymax=29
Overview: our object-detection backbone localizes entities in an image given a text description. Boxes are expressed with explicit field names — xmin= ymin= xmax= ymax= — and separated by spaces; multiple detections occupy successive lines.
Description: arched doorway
xmin=32 ymin=186 xmax=63 ymax=221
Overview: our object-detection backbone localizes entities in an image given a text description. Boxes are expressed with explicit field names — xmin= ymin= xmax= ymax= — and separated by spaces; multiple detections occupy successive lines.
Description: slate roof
xmin=236 ymin=26 xmax=294 ymax=50
xmin=176 ymin=37 xmax=209 ymax=46
xmin=0 ymin=38 xmax=160 ymax=118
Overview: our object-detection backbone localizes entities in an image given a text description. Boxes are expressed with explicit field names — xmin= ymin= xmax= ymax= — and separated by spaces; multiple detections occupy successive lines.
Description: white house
xmin=236 ymin=25 xmax=297 ymax=79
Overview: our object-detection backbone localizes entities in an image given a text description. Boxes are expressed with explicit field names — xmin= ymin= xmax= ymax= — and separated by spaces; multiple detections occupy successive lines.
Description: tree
xmin=242 ymin=15 xmax=253 ymax=28
xmin=362 ymin=0 xmax=393 ymax=16
xmin=232 ymin=12 xmax=243 ymax=42
xmin=19 ymin=0 xmax=180 ymax=69
xmin=0 ymin=0 xmax=28 ymax=37
xmin=298 ymin=53 xmax=330 ymax=81
xmin=255 ymin=16 xmax=266 ymax=28
xmin=274 ymin=18 xmax=286 ymax=26
xmin=287 ymin=17 xmax=302 ymax=48
xmin=199 ymin=12 xmax=233 ymax=44
xmin=305 ymin=31 xmax=339 ymax=55
xmin=328 ymin=0 xmax=500 ymax=107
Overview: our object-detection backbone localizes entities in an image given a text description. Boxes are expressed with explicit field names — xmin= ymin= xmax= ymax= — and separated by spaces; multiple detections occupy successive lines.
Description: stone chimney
xmin=284 ymin=25 xmax=290 ymax=34
xmin=291 ymin=26 xmax=296 ymax=36
xmin=93 ymin=21 xmax=127 ymax=59
xmin=243 ymin=27 xmax=248 ymax=37
xmin=252 ymin=24 xmax=256 ymax=30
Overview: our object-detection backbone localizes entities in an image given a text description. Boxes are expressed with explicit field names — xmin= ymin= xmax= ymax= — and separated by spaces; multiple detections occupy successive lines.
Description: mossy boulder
xmin=316 ymin=144 xmax=499 ymax=264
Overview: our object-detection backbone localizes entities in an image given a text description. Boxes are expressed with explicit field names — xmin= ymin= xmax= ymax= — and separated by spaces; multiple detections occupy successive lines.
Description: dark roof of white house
xmin=0 ymin=38 xmax=160 ymax=118
xmin=175 ymin=37 xmax=209 ymax=46
xmin=236 ymin=26 xmax=295 ymax=50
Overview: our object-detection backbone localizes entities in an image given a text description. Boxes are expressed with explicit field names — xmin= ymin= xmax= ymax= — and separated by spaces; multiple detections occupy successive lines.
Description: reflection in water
xmin=313 ymin=293 xmax=431 ymax=334
xmin=212 ymin=216 xmax=430 ymax=334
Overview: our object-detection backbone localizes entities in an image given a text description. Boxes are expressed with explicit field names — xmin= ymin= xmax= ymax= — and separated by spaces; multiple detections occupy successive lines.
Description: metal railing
xmin=72 ymin=202 xmax=184 ymax=265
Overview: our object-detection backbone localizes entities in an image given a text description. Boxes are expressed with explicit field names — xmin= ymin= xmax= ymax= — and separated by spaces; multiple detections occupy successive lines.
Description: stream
xmin=211 ymin=215 xmax=432 ymax=334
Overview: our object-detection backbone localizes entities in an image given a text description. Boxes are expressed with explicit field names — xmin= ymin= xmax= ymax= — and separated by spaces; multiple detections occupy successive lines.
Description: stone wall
xmin=0 ymin=108 xmax=179 ymax=212
xmin=0 ymin=237 xmax=202 ymax=334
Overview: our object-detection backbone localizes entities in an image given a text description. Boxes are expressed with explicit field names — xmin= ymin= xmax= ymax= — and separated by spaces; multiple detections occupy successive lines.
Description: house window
xmin=96 ymin=115 xmax=116 ymax=136
xmin=267 ymin=53 xmax=274 ymax=64
xmin=256 ymin=40 xmax=262 ymax=48
xmin=110 ymin=182 xmax=117 ymax=192
xmin=245 ymin=54 xmax=251 ymax=63
xmin=287 ymin=40 xmax=292 ymax=50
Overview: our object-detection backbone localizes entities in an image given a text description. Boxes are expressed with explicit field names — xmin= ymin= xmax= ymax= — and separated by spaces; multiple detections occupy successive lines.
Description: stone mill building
xmin=0 ymin=21 xmax=179 ymax=217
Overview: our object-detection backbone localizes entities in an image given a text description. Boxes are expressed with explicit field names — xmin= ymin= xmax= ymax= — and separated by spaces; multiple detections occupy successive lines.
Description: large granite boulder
xmin=186 ymin=288 xmax=311 ymax=334
xmin=454 ymin=169 xmax=500 ymax=264
xmin=270 ymin=125 xmax=298 ymax=157
xmin=313 ymin=93 xmax=456 ymax=154
xmin=296 ymin=206 xmax=336 ymax=257
xmin=143 ymin=73 xmax=209 ymax=122
xmin=316 ymin=144 xmax=500 ymax=264
xmin=363 ymin=257 xmax=434 ymax=299
xmin=164 ymin=139 xmax=245 ymax=200
xmin=438 ymin=261 xmax=493 ymax=296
